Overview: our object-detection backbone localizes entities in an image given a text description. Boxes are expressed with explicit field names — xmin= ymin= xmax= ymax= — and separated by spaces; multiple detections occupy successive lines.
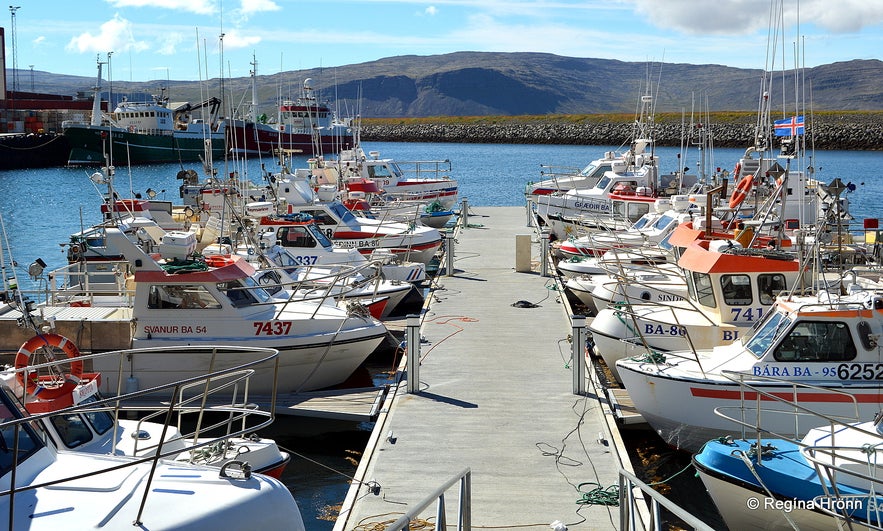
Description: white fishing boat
xmin=323 ymin=145 xmax=459 ymax=209
xmin=263 ymin=171 xmax=443 ymax=265
xmin=616 ymin=288 xmax=883 ymax=453
xmin=9 ymin=341 xmax=290 ymax=478
xmin=555 ymin=195 xmax=694 ymax=260
xmin=0 ymin=344 xmax=305 ymax=530
xmin=0 ymin=228 xmax=388 ymax=396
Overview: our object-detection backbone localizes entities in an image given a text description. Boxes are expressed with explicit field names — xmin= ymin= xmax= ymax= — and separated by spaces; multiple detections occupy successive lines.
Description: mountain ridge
xmin=11 ymin=52 xmax=883 ymax=118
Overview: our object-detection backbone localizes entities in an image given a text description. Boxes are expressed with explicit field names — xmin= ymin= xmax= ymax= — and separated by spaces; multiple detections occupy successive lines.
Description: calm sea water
xmin=0 ymin=142 xmax=880 ymax=529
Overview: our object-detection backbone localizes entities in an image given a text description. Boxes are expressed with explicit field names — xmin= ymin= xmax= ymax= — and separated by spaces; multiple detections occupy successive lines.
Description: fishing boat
xmin=556 ymin=195 xmax=694 ymax=260
xmin=321 ymin=145 xmax=459 ymax=209
xmin=693 ymin=377 xmax=883 ymax=531
xmin=264 ymin=171 xmax=443 ymax=265
xmin=525 ymin=89 xmax=658 ymax=197
xmin=9 ymin=340 xmax=290 ymax=478
xmin=616 ymin=288 xmax=883 ymax=453
xmin=62 ymin=60 xmax=226 ymax=166
xmin=588 ymin=224 xmax=802 ymax=382
xmin=0 ymin=228 xmax=388 ymax=396
xmin=225 ymin=76 xmax=354 ymax=157
xmin=0 ymin=344 xmax=305 ymax=530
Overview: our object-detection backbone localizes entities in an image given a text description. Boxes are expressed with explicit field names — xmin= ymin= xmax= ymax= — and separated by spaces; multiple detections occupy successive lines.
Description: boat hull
xmin=95 ymin=322 xmax=387 ymax=395
xmin=225 ymin=119 xmax=353 ymax=156
xmin=616 ymin=361 xmax=883 ymax=452
xmin=694 ymin=438 xmax=878 ymax=531
xmin=64 ymin=124 xmax=226 ymax=165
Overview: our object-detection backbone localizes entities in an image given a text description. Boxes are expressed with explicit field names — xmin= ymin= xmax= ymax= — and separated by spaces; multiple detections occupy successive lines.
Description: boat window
xmin=80 ymin=397 xmax=114 ymax=436
xmin=657 ymin=233 xmax=674 ymax=251
xmin=147 ymin=285 xmax=222 ymax=309
xmin=595 ymin=176 xmax=612 ymax=191
xmin=221 ymin=277 xmax=272 ymax=306
xmin=50 ymin=412 xmax=94 ymax=448
xmin=388 ymin=161 xmax=405 ymax=178
xmin=367 ymin=164 xmax=394 ymax=179
xmin=721 ymin=275 xmax=752 ymax=306
xmin=580 ymin=163 xmax=611 ymax=178
xmin=743 ymin=311 xmax=790 ymax=358
xmin=0 ymin=391 xmax=43 ymax=475
xmin=278 ymin=226 xmax=316 ymax=248
xmin=303 ymin=208 xmax=340 ymax=226
xmin=627 ymin=203 xmax=650 ymax=222
xmin=773 ymin=321 xmax=857 ymax=362
xmin=758 ymin=274 xmax=787 ymax=305
xmin=308 ymin=224 xmax=334 ymax=248
xmin=858 ymin=321 xmax=877 ymax=350
xmin=632 ymin=215 xmax=652 ymax=230
xmin=691 ymin=271 xmax=716 ymax=308
xmin=331 ymin=202 xmax=357 ymax=224
xmin=652 ymin=214 xmax=675 ymax=230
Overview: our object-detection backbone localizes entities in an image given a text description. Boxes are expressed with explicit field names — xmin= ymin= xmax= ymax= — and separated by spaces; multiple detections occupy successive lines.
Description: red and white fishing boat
xmin=616 ymin=287 xmax=883 ymax=453
xmin=265 ymin=171 xmax=443 ymax=265
xmin=225 ymin=77 xmax=354 ymax=157
xmin=319 ymin=145 xmax=459 ymax=208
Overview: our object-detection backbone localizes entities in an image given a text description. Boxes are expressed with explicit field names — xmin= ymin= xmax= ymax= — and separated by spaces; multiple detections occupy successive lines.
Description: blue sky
xmin=5 ymin=0 xmax=883 ymax=82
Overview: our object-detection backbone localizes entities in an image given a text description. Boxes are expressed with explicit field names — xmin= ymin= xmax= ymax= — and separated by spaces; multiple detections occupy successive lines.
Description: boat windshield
xmin=308 ymin=223 xmax=334 ymax=248
xmin=580 ymin=162 xmax=612 ymax=178
xmin=331 ymin=202 xmax=357 ymax=224
xmin=0 ymin=389 xmax=44 ymax=476
xmin=595 ymin=176 xmax=612 ymax=191
xmin=742 ymin=310 xmax=791 ymax=358
xmin=49 ymin=395 xmax=114 ymax=449
xmin=651 ymin=214 xmax=675 ymax=230
xmin=222 ymin=277 xmax=273 ymax=307
xmin=632 ymin=215 xmax=652 ymax=230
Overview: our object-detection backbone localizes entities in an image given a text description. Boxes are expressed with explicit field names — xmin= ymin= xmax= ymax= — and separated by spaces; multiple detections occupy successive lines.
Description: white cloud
xmin=220 ymin=29 xmax=262 ymax=50
xmin=106 ymin=0 xmax=218 ymax=15
xmin=628 ymin=0 xmax=883 ymax=35
xmin=425 ymin=6 xmax=438 ymax=16
xmin=157 ymin=32 xmax=185 ymax=55
xmin=66 ymin=14 xmax=150 ymax=54
xmin=33 ymin=36 xmax=47 ymax=46
xmin=240 ymin=0 xmax=281 ymax=16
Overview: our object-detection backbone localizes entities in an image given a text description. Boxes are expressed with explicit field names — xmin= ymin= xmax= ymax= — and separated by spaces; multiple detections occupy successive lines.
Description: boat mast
xmin=90 ymin=56 xmax=105 ymax=127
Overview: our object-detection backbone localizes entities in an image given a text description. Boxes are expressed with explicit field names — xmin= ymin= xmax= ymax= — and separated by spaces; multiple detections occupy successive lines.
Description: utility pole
xmin=9 ymin=6 xmax=20 ymax=93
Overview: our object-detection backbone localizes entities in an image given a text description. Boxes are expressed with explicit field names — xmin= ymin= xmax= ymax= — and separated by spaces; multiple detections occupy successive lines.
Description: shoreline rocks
xmin=360 ymin=115 xmax=883 ymax=150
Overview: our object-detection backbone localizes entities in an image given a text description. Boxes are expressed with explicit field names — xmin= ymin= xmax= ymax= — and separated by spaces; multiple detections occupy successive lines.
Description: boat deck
xmin=336 ymin=206 xmax=632 ymax=529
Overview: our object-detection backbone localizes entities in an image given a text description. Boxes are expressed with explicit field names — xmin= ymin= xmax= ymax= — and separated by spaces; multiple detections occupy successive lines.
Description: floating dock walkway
xmin=335 ymin=206 xmax=646 ymax=530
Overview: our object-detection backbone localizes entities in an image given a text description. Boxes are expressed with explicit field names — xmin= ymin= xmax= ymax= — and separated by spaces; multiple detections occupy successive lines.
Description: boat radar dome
xmin=303 ymin=78 xmax=313 ymax=90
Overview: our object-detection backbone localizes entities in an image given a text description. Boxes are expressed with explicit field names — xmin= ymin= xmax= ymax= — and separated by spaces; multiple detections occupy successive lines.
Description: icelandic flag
xmin=774 ymin=115 xmax=805 ymax=136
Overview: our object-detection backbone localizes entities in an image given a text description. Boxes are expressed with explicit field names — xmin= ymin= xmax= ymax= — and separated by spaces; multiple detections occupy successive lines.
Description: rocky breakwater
xmin=361 ymin=112 xmax=883 ymax=150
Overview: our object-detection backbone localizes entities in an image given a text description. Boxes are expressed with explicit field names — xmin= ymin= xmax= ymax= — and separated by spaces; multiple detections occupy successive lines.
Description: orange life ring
xmin=729 ymin=174 xmax=753 ymax=209
xmin=205 ymin=255 xmax=234 ymax=268
xmin=14 ymin=334 xmax=84 ymax=400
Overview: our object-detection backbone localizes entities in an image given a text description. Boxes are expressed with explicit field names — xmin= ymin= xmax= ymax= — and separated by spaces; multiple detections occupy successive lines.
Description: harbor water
xmin=0 ymin=142 xmax=881 ymax=529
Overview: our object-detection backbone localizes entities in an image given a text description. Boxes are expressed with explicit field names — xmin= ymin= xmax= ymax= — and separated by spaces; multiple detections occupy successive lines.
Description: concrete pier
xmin=335 ymin=206 xmax=634 ymax=530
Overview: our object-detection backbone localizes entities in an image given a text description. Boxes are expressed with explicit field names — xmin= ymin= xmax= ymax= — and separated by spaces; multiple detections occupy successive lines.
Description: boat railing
xmin=36 ymin=259 xmax=136 ymax=306
xmin=802 ymin=442 xmax=883 ymax=527
xmin=259 ymin=261 xmax=382 ymax=319
xmin=619 ymin=467 xmax=717 ymax=531
xmin=715 ymin=371 xmax=862 ymax=457
xmin=609 ymin=304 xmax=710 ymax=378
xmin=382 ymin=467 xmax=472 ymax=531
xmin=394 ymin=159 xmax=453 ymax=180
xmin=2 ymin=345 xmax=280 ymax=519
